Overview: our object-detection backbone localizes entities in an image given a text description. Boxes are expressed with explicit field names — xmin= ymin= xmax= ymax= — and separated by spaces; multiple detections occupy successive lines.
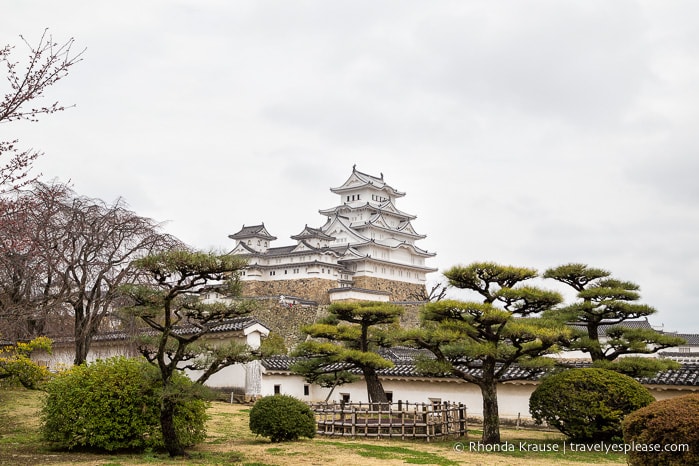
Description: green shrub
xmin=249 ymin=395 xmax=316 ymax=442
xmin=622 ymin=394 xmax=699 ymax=466
xmin=529 ymin=368 xmax=654 ymax=441
xmin=41 ymin=357 xmax=208 ymax=451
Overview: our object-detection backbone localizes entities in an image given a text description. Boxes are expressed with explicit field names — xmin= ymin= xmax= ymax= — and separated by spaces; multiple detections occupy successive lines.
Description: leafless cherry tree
xmin=0 ymin=183 xmax=71 ymax=339
xmin=59 ymin=191 xmax=181 ymax=364
xmin=0 ymin=182 xmax=180 ymax=364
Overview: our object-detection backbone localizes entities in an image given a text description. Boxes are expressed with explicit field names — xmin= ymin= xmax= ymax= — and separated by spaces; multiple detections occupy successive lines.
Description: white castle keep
xmin=228 ymin=166 xmax=437 ymax=303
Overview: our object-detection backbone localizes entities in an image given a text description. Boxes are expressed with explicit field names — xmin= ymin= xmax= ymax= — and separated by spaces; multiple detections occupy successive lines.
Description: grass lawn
xmin=0 ymin=388 xmax=627 ymax=465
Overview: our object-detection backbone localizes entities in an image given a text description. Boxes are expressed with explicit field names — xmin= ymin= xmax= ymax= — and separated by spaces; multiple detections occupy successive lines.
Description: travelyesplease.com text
xmin=454 ymin=441 xmax=689 ymax=454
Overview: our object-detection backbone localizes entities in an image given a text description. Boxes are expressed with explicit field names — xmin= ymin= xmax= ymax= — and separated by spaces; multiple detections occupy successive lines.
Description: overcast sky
xmin=3 ymin=1 xmax=698 ymax=333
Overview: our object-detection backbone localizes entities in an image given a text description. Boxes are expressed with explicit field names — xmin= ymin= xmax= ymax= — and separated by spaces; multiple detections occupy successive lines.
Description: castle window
xmin=304 ymin=385 xmax=310 ymax=396
xmin=274 ymin=385 xmax=281 ymax=395
xmin=346 ymin=196 xmax=350 ymax=202
xmin=284 ymin=270 xmax=288 ymax=274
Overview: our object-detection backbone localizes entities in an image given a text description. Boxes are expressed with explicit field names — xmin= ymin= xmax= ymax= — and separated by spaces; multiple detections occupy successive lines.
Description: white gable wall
xmin=258 ymin=372 xmax=699 ymax=421
xmin=261 ymin=373 xmax=539 ymax=419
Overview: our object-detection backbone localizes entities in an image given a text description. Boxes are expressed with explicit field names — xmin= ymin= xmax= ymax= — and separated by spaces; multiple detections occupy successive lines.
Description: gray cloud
xmin=3 ymin=1 xmax=698 ymax=331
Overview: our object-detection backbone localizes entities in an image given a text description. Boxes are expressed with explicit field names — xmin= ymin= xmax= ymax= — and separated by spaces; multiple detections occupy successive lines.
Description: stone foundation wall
xmin=249 ymin=298 xmax=325 ymax=349
xmin=398 ymin=303 xmax=423 ymax=329
xmin=352 ymin=276 xmax=427 ymax=302
xmin=242 ymin=278 xmax=337 ymax=304
xmin=242 ymin=277 xmax=427 ymax=304
xmin=250 ymin=299 xmax=424 ymax=351
xmin=243 ymin=277 xmax=427 ymax=348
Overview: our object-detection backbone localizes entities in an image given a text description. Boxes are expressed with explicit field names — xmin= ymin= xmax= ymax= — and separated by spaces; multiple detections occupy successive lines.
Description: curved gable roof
xmin=291 ymin=225 xmax=335 ymax=241
xmin=229 ymin=224 xmax=277 ymax=241
xmin=377 ymin=200 xmax=416 ymax=220
xmin=330 ymin=166 xmax=405 ymax=198
xmin=321 ymin=216 xmax=370 ymax=243
xmin=229 ymin=242 xmax=258 ymax=255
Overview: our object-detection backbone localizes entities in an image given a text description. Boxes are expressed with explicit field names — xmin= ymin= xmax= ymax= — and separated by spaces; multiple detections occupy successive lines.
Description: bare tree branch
xmin=0 ymin=182 xmax=181 ymax=365
xmin=0 ymin=29 xmax=84 ymax=191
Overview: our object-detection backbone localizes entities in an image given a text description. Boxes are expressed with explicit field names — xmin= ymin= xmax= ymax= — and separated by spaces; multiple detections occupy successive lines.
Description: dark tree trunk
xmin=480 ymin=374 xmax=501 ymax=444
xmin=587 ymin=323 xmax=605 ymax=361
xmin=73 ymin=315 xmax=89 ymax=365
xmin=363 ymin=367 xmax=388 ymax=404
xmin=160 ymin=397 xmax=185 ymax=457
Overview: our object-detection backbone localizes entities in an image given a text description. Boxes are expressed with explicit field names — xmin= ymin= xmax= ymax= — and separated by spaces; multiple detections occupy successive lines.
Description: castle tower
xmin=228 ymin=167 xmax=437 ymax=303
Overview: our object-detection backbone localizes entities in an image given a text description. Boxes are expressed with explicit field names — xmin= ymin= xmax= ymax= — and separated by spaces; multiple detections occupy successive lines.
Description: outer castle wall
xmin=352 ymin=276 xmax=427 ymax=302
xmin=242 ymin=277 xmax=427 ymax=304
xmin=248 ymin=298 xmax=425 ymax=349
xmin=242 ymin=278 xmax=338 ymax=304
xmin=242 ymin=278 xmax=427 ymax=348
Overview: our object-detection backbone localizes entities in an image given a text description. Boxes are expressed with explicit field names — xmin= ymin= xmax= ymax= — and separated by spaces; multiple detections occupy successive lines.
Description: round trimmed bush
xmin=529 ymin=368 xmax=654 ymax=441
xmin=249 ymin=395 xmax=316 ymax=442
xmin=622 ymin=394 xmax=699 ymax=466
xmin=41 ymin=357 xmax=208 ymax=451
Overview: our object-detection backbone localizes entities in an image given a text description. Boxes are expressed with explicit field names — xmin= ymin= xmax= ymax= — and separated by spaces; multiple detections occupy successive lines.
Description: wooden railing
xmin=309 ymin=401 xmax=467 ymax=441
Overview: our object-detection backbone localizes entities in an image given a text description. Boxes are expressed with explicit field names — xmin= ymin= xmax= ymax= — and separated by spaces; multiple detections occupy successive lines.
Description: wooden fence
xmin=309 ymin=401 xmax=467 ymax=441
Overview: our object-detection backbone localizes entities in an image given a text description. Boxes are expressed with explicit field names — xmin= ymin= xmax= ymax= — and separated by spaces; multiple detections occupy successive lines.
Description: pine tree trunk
xmin=363 ymin=367 xmax=388 ymax=405
xmin=587 ymin=324 xmax=605 ymax=361
xmin=480 ymin=379 xmax=501 ymax=444
xmin=161 ymin=397 xmax=185 ymax=457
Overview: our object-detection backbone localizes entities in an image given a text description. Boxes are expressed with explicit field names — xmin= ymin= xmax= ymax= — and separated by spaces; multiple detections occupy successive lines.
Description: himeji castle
xmin=228 ymin=166 xmax=437 ymax=304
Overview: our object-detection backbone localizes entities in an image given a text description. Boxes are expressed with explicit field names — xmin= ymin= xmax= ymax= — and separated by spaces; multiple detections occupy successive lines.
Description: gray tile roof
xmin=637 ymin=365 xmax=699 ymax=385
xmin=46 ymin=316 xmax=267 ymax=345
xmin=291 ymin=225 xmax=335 ymax=241
xmin=229 ymin=224 xmax=277 ymax=240
xmin=182 ymin=316 xmax=267 ymax=334
xmin=567 ymin=318 xmax=655 ymax=337
xmin=662 ymin=333 xmax=699 ymax=346
xmin=263 ymin=346 xmax=699 ymax=386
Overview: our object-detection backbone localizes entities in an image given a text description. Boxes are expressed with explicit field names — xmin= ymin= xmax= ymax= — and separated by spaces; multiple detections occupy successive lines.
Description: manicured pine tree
xmin=122 ymin=250 xmax=257 ymax=457
xmin=402 ymin=262 xmax=570 ymax=444
xmin=544 ymin=263 xmax=685 ymax=376
xmin=292 ymin=301 xmax=403 ymax=404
